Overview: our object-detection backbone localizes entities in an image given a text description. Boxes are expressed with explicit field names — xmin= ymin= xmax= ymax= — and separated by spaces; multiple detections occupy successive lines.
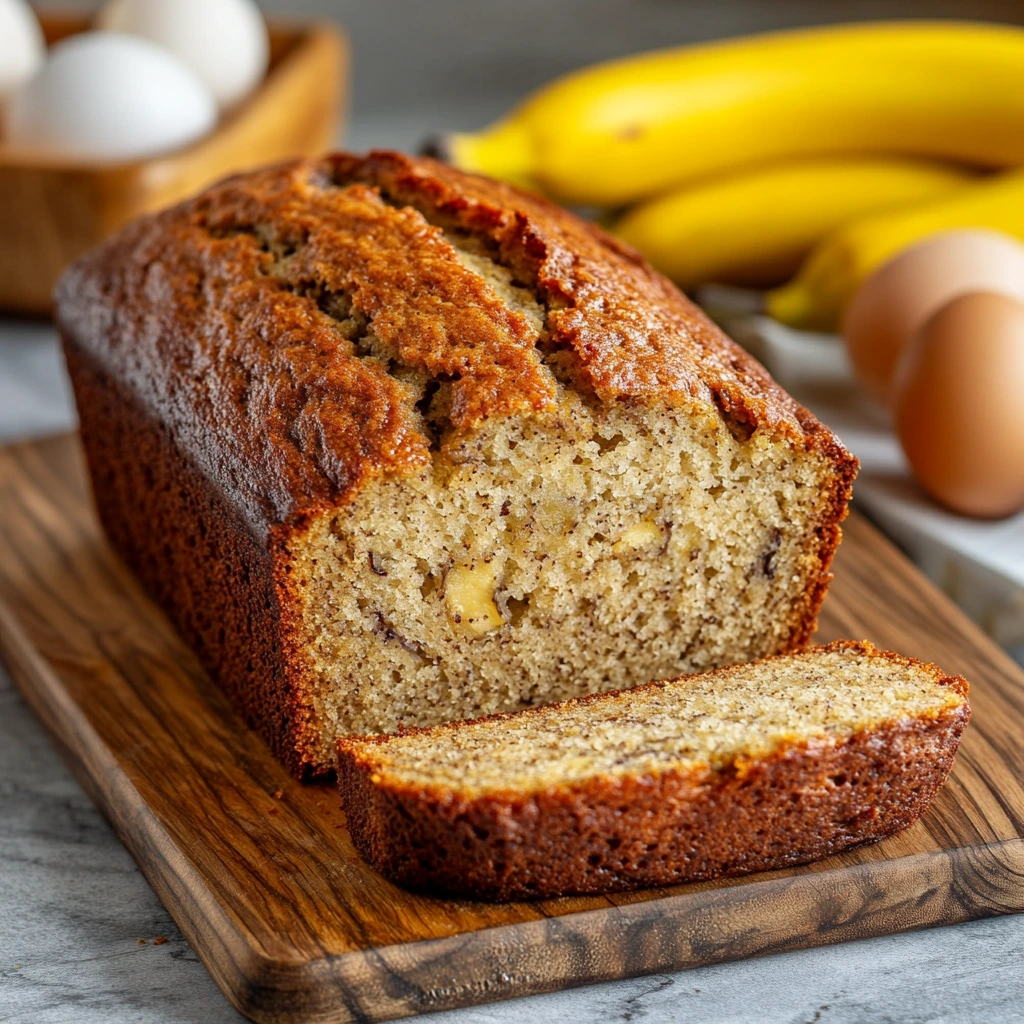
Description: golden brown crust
xmin=337 ymin=642 xmax=969 ymax=900
xmin=54 ymin=150 xmax=856 ymax=541
xmin=55 ymin=151 xmax=857 ymax=778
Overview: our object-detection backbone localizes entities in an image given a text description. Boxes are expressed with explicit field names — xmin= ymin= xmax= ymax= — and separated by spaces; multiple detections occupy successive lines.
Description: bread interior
xmin=345 ymin=648 xmax=962 ymax=795
xmin=289 ymin=390 xmax=842 ymax=764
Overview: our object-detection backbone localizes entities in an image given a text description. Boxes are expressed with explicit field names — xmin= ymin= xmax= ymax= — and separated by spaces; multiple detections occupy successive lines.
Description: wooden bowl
xmin=0 ymin=14 xmax=348 ymax=316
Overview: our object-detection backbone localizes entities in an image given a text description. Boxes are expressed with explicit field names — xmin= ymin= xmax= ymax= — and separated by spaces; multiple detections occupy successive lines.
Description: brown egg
xmin=894 ymin=291 xmax=1024 ymax=519
xmin=843 ymin=230 xmax=1024 ymax=404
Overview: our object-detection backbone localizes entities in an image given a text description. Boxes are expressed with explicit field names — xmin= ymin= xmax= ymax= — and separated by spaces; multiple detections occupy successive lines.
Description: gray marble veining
xmin=0 ymin=666 xmax=243 ymax=1024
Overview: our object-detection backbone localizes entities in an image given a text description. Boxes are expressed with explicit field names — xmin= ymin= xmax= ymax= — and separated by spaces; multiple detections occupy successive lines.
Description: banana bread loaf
xmin=337 ymin=641 xmax=969 ymax=900
xmin=55 ymin=150 xmax=857 ymax=778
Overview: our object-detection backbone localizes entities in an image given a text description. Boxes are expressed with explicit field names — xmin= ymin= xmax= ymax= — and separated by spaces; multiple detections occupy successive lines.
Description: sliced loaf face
xmin=292 ymin=388 xmax=843 ymax=768
xmin=337 ymin=641 xmax=970 ymax=900
xmin=56 ymin=150 xmax=856 ymax=778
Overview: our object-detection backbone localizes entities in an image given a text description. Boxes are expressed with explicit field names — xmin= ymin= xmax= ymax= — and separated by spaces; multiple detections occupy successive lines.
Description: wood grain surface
xmin=0 ymin=15 xmax=347 ymax=316
xmin=1 ymin=433 xmax=1022 ymax=1024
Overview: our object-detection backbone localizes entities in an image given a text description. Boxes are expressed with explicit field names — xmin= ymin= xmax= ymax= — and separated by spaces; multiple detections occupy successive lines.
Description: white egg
xmin=0 ymin=0 xmax=45 ymax=104
xmin=96 ymin=0 xmax=269 ymax=111
xmin=5 ymin=32 xmax=217 ymax=161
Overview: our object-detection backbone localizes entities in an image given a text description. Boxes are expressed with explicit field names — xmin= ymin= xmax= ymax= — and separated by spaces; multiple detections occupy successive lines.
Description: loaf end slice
xmin=336 ymin=640 xmax=969 ymax=900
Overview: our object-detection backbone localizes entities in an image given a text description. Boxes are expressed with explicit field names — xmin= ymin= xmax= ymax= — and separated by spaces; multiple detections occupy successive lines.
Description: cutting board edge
xmin=5 ymin=593 xmax=1023 ymax=1024
xmin=0 ymin=597 xmax=288 ymax=1019
xmin=311 ymin=837 xmax=1024 ymax=1024
xmin=6 ymin=431 xmax=1024 ymax=1024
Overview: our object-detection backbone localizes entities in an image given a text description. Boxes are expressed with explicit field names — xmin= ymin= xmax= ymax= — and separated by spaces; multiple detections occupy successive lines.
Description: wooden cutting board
xmin=2 ymin=433 xmax=1023 ymax=1024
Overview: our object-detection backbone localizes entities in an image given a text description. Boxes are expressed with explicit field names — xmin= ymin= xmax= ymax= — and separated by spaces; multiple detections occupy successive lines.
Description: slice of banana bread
xmin=55 ymin=150 xmax=856 ymax=778
xmin=337 ymin=641 xmax=969 ymax=900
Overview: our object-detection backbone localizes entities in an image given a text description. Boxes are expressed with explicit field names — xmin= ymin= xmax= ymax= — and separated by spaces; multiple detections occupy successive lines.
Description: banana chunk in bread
xmin=337 ymin=641 xmax=969 ymax=900
xmin=56 ymin=150 xmax=856 ymax=778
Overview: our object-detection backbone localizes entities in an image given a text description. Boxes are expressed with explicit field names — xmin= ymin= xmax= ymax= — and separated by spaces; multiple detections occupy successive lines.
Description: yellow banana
xmin=441 ymin=22 xmax=1024 ymax=207
xmin=767 ymin=167 xmax=1024 ymax=331
xmin=611 ymin=157 xmax=975 ymax=290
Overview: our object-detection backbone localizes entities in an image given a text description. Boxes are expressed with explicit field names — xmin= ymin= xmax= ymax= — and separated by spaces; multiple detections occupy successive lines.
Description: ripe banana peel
xmin=767 ymin=168 xmax=1024 ymax=331
xmin=611 ymin=158 xmax=975 ymax=290
xmin=442 ymin=22 xmax=1024 ymax=206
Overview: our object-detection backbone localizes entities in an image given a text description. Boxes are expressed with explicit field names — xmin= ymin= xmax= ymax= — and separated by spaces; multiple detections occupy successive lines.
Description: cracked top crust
xmin=54 ymin=150 xmax=851 ymax=539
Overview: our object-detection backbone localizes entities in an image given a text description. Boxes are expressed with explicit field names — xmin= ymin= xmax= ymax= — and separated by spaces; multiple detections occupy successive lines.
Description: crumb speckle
xmin=341 ymin=646 xmax=963 ymax=794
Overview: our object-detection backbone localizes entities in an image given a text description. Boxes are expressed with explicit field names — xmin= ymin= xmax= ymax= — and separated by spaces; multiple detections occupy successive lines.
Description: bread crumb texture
xmin=337 ymin=642 xmax=968 ymax=899
xmin=297 ymin=393 xmax=840 ymax=766
xmin=342 ymin=643 xmax=968 ymax=796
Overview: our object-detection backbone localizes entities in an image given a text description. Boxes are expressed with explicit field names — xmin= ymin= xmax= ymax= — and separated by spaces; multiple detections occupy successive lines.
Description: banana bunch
xmin=441 ymin=21 xmax=1024 ymax=330
xmin=613 ymin=158 xmax=975 ymax=291
xmin=766 ymin=168 xmax=1024 ymax=329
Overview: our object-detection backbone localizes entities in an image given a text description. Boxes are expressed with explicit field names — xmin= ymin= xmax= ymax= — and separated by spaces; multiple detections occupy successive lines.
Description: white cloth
xmin=721 ymin=313 xmax=1024 ymax=662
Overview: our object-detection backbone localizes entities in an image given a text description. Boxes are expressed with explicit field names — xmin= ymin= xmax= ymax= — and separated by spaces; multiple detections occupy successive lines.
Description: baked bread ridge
xmin=336 ymin=641 xmax=970 ymax=901
xmin=54 ymin=150 xmax=854 ymax=539
xmin=56 ymin=150 xmax=857 ymax=778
